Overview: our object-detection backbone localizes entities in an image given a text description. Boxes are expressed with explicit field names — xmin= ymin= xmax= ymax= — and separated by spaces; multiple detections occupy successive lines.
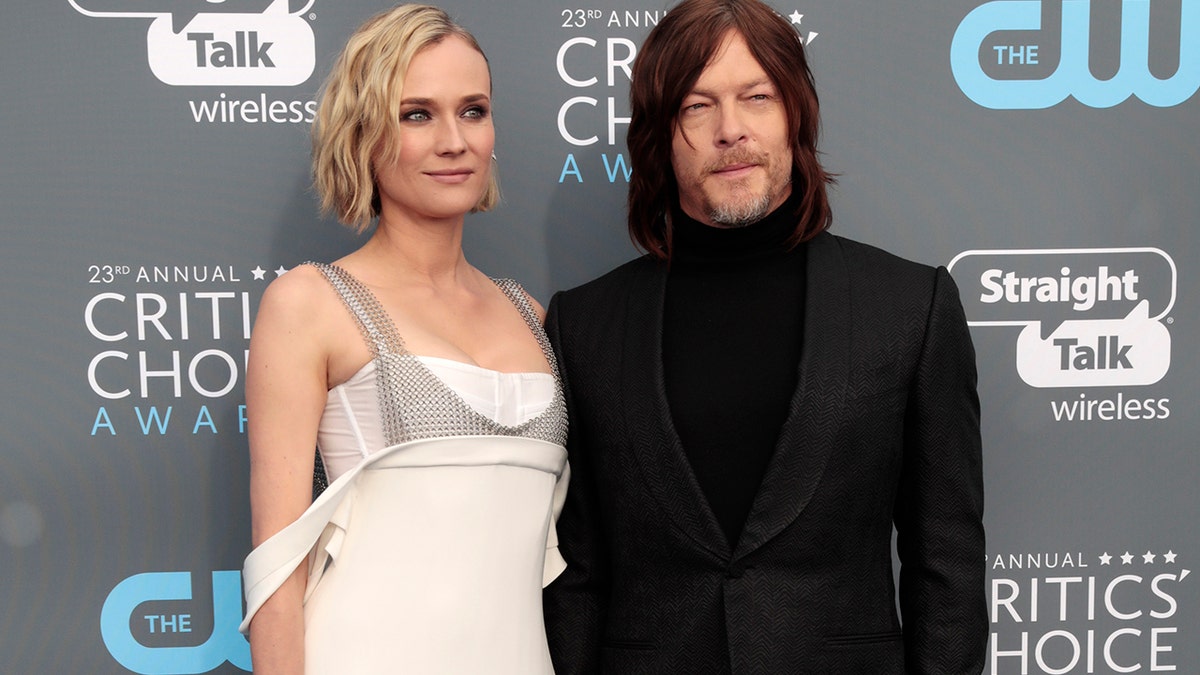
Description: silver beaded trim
xmin=308 ymin=262 xmax=568 ymax=449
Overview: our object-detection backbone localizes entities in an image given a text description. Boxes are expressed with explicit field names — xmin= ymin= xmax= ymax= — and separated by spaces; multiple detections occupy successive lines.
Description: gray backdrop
xmin=2 ymin=1 xmax=1196 ymax=672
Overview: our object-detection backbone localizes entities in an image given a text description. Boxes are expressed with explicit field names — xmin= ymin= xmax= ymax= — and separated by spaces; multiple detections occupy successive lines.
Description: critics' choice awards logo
xmin=988 ymin=550 xmax=1191 ymax=674
xmin=949 ymin=248 xmax=1176 ymax=421
xmin=85 ymin=263 xmax=285 ymax=437
xmin=102 ymin=570 xmax=250 ymax=674
xmin=951 ymin=0 xmax=1200 ymax=109
xmin=69 ymin=0 xmax=316 ymax=87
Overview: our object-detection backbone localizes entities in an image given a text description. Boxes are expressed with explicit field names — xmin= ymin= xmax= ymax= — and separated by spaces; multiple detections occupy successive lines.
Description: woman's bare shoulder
xmin=520 ymin=287 xmax=547 ymax=323
xmin=256 ymin=264 xmax=340 ymax=321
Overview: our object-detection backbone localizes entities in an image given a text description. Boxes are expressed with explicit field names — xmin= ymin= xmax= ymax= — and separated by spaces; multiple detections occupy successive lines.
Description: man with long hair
xmin=543 ymin=0 xmax=987 ymax=672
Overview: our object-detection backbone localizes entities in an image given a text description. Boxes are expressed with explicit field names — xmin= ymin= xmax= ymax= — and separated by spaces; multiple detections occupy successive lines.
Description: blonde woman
xmin=238 ymin=6 xmax=568 ymax=673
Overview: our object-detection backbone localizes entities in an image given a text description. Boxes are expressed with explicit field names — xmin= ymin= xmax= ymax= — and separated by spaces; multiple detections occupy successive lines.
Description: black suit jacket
xmin=543 ymin=232 xmax=987 ymax=674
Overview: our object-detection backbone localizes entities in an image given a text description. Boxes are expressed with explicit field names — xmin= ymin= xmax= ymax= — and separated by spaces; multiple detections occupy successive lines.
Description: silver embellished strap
xmin=493 ymin=278 xmax=564 ymax=385
xmin=306 ymin=262 xmax=401 ymax=358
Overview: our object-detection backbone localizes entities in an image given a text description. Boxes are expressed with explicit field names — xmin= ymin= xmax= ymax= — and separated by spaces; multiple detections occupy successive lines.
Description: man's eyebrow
xmin=686 ymin=78 xmax=775 ymax=97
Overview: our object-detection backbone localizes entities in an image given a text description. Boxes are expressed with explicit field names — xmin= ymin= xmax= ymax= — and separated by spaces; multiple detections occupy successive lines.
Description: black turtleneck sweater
xmin=663 ymin=194 xmax=808 ymax=548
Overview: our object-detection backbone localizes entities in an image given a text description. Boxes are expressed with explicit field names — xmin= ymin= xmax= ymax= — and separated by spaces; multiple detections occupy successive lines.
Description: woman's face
xmin=375 ymin=35 xmax=494 ymax=225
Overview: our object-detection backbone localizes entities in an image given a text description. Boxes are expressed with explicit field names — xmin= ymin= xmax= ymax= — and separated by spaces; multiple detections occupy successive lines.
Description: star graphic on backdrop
xmin=789 ymin=10 xmax=803 ymax=25
xmin=1164 ymin=551 xmax=1178 ymax=564
xmin=1143 ymin=551 xmax=1157 ymax=564
xmin=1099 ymin=552 xmax=1112 ymax=565
xmin=251 ymin=266 xmax=266 ymax=280
xmin=274 ymin=266 xmax=288 ymax=277
xmin=1120 ymin=551 xmax=1134 ymax=565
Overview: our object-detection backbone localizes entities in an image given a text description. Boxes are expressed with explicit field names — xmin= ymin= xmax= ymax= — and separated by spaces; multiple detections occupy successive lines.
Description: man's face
xmin=671 ymin=31 xmax=792 ymax=228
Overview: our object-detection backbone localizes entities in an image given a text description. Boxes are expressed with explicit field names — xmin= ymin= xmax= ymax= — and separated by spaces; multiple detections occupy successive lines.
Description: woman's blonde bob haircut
xmin=312 ymin=5 xmax=499 ymax=233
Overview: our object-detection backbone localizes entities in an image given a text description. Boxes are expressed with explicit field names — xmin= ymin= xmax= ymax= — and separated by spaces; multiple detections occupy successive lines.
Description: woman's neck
xmin=348 ymin=213 xmax=474 ymax=289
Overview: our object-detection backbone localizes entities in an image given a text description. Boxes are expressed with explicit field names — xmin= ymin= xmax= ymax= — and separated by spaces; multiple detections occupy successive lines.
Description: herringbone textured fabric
xmin=543 ymin=232 xmax=986 ymax=674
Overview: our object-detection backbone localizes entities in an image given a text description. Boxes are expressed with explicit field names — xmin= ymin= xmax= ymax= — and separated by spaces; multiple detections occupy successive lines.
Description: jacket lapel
xmin=621 ymin=258 xmax=732 ymax=560
xmin=734 ymin=232 xmax=849 ymax=558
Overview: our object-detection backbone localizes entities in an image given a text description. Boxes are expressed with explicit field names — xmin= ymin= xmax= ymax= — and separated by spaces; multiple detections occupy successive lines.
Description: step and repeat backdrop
xmin=1 ymin=1 xmax=1196 ymax=672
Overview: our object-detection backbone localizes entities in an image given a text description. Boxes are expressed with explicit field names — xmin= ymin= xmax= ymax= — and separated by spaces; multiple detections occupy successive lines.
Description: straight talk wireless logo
xmin=949 ymin=248 xmax=1176 ymax=422
xmin=69 ymin=0 xmax=318 ymax=124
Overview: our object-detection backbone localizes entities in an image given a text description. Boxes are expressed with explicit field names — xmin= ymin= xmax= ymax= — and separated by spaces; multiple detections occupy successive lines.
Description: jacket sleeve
xmin=894 ymin=266 xmax=988 ymax=674
xmin=543 ymin=292 xmax=607 ymax=675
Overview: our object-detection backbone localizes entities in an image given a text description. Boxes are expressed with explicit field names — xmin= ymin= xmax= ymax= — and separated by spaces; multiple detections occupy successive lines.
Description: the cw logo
xmin=951 ymin=0 xmax=1200 ymax=109
xmin=100 ymin=571 xmax=250 ymax=674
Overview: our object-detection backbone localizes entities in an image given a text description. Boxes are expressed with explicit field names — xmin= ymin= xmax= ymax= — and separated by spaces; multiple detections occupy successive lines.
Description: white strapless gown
xmin=241 ymin=357 xmax=568 ymax=674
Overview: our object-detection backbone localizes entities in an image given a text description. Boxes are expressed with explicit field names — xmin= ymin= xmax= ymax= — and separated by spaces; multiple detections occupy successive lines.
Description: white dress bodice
xmin=318 ymin=356 xmax=557 ymax=481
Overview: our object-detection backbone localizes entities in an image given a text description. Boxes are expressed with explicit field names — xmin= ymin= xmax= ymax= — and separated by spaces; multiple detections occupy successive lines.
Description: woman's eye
xmin=402 ymin=110 xmax=430 ymax=122
xmin=463 ymin=106 xmax=490 ymax=119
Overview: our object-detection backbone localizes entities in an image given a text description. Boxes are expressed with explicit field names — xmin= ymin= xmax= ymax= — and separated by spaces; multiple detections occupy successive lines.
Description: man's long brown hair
xmin=626 ymin=0 xmax=834 ymax=259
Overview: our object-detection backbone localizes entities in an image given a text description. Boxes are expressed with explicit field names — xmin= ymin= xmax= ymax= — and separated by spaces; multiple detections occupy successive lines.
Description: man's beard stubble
xmin=699 ymin=149 xmax=785 ymax=229
xmin=708 ymin=192 xmax=772 ymax=228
